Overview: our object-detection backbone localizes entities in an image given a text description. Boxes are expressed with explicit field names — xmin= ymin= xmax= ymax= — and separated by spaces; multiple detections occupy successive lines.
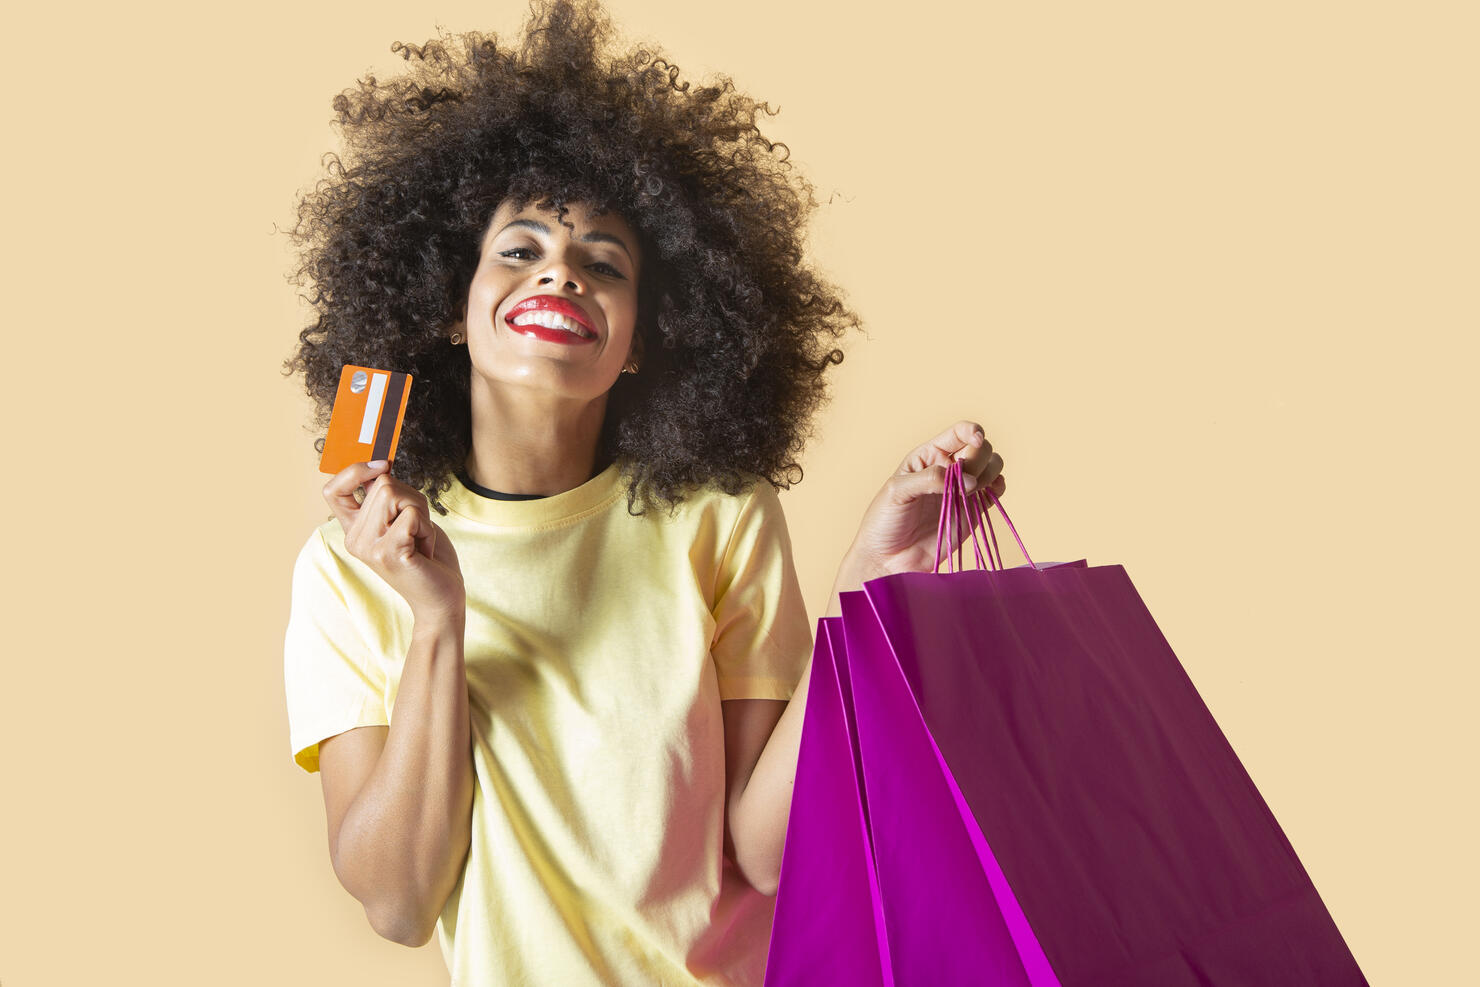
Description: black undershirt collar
xmin=455 ymin=469 xmax=548 ymax=501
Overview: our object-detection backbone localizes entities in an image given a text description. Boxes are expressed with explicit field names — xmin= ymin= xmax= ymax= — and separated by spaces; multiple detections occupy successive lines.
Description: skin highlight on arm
xmin=720 ymin=548 xmax=869 ymax=895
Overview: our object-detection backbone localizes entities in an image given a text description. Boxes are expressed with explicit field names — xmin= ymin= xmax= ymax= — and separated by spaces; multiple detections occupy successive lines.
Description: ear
xmin=445 ymin=316 xmax=465 ymax=346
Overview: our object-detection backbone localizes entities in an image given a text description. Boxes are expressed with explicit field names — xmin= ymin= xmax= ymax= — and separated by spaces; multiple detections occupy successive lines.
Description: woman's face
xmin=458 ymin=197 xmax=642 ymax=403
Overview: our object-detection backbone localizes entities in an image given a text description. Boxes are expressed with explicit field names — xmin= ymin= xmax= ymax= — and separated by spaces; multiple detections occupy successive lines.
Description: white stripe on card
xmin=358 ymin=373 xmax=388 ymax=445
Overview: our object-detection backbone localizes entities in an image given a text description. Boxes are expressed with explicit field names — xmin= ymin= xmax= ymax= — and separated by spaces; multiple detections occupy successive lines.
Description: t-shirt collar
xmin=439 ymin=460 xmax=626 ymax=527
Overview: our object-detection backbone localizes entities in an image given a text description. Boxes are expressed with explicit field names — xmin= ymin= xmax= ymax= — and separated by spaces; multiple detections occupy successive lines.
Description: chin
xmin=474 ymin=363 xmax=621 ymax=402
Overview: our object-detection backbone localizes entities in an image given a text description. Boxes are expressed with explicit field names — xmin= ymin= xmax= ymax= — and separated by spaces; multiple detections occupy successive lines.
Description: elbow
xmin=333 ymin=836 xmax=458 ymax=949
xmin=391 ymin=922 xmax=437 ymax=949
xmin=728 ymin=807 xmax=785 ymax=897
xmin=367 ymin=900 xmax=437 ymax=947
xmin=734 ymin=846 xmax=782 ymax=898
xmin=331 ymin=854 xmax=430 ymax=946
xmin=356 ymin=871 xmax=441 ymax=948
xmin=749 ymin=873 xmax=780 ymax=898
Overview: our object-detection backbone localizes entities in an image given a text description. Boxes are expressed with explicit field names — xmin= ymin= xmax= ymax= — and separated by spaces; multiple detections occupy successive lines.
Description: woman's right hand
xmin=323 ymin=460 xmax=466 ymax=626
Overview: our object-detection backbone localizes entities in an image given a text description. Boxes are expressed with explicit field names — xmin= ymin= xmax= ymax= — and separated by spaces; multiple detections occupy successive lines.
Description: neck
xmin=464 ymin=379 xmax=611 ymax=496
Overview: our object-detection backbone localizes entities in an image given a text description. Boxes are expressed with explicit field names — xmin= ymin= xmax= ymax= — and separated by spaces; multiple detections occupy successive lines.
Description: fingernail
xmin=367 ymin=460 xmax=388 ymax=468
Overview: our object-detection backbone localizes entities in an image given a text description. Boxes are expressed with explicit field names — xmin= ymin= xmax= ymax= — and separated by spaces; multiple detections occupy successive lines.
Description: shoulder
xmin=648 ymin=470 xmax=786 ymax=539
xmin=292 ymin=517 xmax=349 ymax=574
xmin=719 ymin=472 xmax=788 ymax=529
xmin=289 ymin=518 xmax=397 ymax=609
xmin=619 ymin=470 xmax=784 ymax=573
xmin=672 ymin=469 xmax=779 ymax=518
xmin=682 ymin=472 xmax=796 ymax=571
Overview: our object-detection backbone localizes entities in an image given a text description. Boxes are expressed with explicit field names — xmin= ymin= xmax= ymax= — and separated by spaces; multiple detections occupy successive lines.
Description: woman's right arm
xmin=316 ymin=461 xmax=475 ymax=947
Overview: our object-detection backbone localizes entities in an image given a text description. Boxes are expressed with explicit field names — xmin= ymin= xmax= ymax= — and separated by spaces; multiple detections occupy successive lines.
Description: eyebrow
xmin=493 ymin=218 xmax=634 ymax=262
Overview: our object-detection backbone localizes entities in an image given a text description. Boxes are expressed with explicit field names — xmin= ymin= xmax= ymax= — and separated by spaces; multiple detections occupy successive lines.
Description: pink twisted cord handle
xmin=932 ymin=459 xmax=1036 ymax=574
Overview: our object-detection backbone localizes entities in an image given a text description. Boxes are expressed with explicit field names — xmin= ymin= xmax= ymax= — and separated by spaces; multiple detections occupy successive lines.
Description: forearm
xmin=334 ymin=617 xmax=474 ymax=945
xmin=823 ymin=543 xmax=886 ymax=618
xmin=731 ymin=548 xmax=869 ymax=894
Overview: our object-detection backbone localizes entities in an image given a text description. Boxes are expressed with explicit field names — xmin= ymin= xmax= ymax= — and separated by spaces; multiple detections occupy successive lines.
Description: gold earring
xmin=450 ymin=332 xmax=463 ymax=345
xmin=621 ymin=362 xmax=639 ymax=375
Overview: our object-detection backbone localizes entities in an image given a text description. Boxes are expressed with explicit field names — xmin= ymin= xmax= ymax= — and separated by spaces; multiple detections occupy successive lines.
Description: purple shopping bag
xmin=769 ymin=461 xmax=1367 ymax=986
xmin=765 ymin=621 xmax=893 ymax=986
xmin=767 ymin=470 xmax=1078 ymax=986
xmin=863 ymin=462 xmax=1367 ymax=984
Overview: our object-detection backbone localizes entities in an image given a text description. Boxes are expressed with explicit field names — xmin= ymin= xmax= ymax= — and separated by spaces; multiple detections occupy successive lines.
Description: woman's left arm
xmin=723 ymin=420 xmax=1006 ymax=895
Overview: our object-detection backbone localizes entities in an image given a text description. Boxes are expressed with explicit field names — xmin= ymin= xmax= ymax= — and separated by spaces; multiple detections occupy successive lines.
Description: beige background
xmin=2 ymin=0 xmax=1473 ymax=982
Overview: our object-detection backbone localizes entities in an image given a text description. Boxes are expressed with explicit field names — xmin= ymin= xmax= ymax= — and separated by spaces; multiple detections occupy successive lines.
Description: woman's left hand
xmin=843 ymin=420 xmax=1006 ymax=582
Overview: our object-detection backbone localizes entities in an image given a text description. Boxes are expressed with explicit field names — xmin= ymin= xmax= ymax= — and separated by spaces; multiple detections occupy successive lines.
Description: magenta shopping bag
xmin=768 ymin=462 xmax=1366 ymax=985
xmin=765 ymin=620 xmax=892 ymax=986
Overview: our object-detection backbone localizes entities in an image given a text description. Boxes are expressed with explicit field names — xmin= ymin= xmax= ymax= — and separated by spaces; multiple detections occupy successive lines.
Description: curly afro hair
xmin=282 ymin=0 xmax=858 ymax=516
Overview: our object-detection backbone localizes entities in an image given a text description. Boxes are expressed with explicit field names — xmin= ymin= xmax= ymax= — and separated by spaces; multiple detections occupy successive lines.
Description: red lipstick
xmin=504 ymin=295 xmax=597 ymax=346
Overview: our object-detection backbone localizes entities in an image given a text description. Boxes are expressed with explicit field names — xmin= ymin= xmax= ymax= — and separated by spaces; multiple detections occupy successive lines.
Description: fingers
xmin=322 ymin=460 xmax=391 ymax=531
xmin=356 ymin=477 xmax=432 ymax=550
xmin=968 ymin=452 xmax=1005 ymax=492
xmin=897 ymin=420 xmax=990 ymax=474
xmin=431 ymin=517 xmax=460 ymax=568
xmin=884 ymin=463 xmax=952 ymax=506
xmin=896 ymin=420 xmax=1005 ymax=494
xmin=403 ymin=497 xmax=438 ymax=563
xmin=885 ymin=451 xmax=1008 ymax=507
xmin=323 ymin=461 xmax=436 ymax=565
xmin=380 ymin=497 xmax=433 ymax=567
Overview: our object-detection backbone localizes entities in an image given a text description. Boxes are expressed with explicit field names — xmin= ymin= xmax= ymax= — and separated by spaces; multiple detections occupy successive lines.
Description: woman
xmin=282 ymin=2 xmax=1005 ymax=984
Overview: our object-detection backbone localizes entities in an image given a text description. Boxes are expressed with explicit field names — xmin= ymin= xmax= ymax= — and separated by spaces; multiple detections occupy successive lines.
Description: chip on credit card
xmin=318 ymin=365 xmax=413 ymax=475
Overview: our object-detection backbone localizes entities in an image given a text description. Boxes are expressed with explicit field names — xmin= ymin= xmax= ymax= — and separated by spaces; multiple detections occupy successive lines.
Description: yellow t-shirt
xmin=283 ymin=461 xmax=814 ymax=986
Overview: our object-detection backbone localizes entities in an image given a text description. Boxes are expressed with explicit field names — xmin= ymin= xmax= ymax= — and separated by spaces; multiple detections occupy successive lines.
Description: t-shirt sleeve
xmin=709 ymin=480 xmax=815 ymax=702
xmin=282 ymin=528 xmax=390 ymax=774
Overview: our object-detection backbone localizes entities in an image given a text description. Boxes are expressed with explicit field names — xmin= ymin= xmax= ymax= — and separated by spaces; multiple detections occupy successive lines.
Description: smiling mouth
xmin=506 ymin=310 xmax=597 ymax=340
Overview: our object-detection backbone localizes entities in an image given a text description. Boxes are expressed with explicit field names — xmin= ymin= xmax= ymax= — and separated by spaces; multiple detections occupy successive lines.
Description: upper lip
xmin=504 ymin=295 xmax=597 ymax=334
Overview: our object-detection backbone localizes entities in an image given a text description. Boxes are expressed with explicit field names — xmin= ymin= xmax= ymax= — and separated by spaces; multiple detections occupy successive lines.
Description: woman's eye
xmin=497 ymin=248 xmax=623 ymax=279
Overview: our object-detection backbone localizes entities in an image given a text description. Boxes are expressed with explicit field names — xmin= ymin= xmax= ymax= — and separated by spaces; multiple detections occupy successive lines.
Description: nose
xmin=536 ymin=255 xmax=585 ymax=293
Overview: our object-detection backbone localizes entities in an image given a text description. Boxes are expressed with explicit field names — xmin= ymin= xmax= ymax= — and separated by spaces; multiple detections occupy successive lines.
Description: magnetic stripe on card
xmin=371 ymin=372 xmax=408 ymax=462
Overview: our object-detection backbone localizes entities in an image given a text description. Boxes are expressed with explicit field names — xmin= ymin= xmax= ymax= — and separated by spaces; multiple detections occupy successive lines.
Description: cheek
xmin=470 ymin=277 xmax=497 ymax=316
xmin=469 ymin=265 xmax=513 ymax=311
xmin=614 ymin=291 xmax=641 ymax=336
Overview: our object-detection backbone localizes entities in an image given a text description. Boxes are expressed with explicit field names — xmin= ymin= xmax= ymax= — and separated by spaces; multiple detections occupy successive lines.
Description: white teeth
xmin=510 ymin=310 xmax=591 ymax=337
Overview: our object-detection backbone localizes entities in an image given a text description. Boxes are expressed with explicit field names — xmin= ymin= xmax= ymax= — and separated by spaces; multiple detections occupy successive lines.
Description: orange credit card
xmin=318 ymin=365 xmax=413 ymax=475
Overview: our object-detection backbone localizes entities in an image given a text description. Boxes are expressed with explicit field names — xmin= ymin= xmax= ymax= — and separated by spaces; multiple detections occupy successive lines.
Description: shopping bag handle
xmin=933 ymin=459 xmax=1038 ymax=574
